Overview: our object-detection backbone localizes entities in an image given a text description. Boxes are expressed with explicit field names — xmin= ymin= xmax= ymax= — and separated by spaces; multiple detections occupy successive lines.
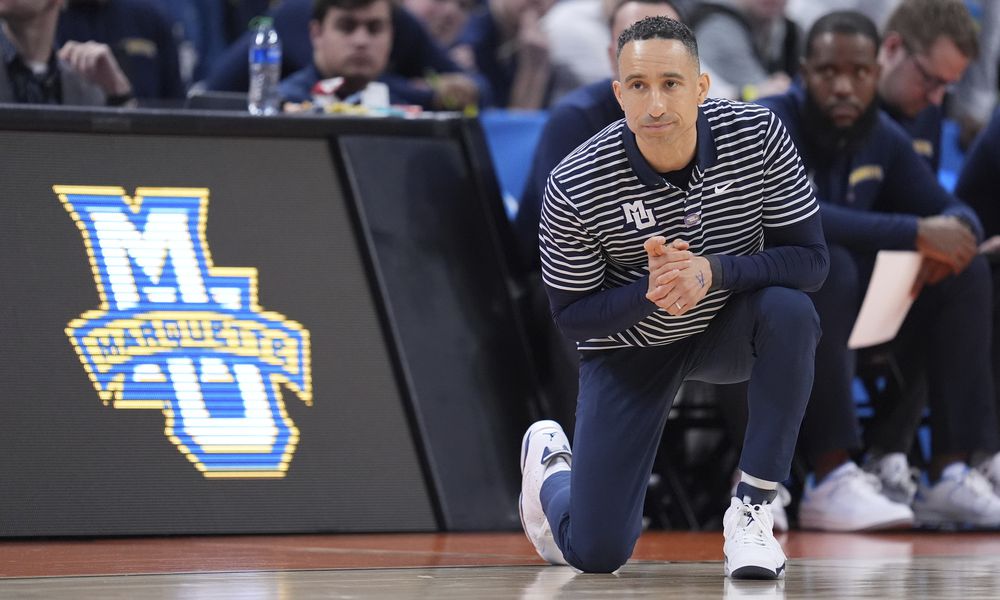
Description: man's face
xmin=613 ymin=38 xmax=708 ymax=147
xmin=878 ymin=33 xmax=969 ymax=118
xmin=607 ymin=3 xmax=681 ymax=78
xmin=802 ymin=31 xmax=879 ymax=129
xmin=310 ymin=1 xmax=393 ymax=86
xmin=402 ymin=0 xmax=472 ymax=47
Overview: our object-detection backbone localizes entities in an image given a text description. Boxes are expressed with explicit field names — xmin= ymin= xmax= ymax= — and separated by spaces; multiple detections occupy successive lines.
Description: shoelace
xmin=732 ymin=504 xmax=774 ymax=547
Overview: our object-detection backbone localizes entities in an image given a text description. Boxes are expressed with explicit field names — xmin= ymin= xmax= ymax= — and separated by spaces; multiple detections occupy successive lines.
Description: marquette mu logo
xmin=56 ymin=186 xmax=312 ymax=478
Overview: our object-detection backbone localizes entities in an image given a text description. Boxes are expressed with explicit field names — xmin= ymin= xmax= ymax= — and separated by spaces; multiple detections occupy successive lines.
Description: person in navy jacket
xmin=758 ymin=10 xmax=1000 ymax=531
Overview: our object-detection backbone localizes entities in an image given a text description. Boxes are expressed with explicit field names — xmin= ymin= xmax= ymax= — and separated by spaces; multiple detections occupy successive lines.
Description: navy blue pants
xmin=799 ymin=245 xmax=999 ymax=461
xmin=540 ymin=287 xmax=820 ymax=573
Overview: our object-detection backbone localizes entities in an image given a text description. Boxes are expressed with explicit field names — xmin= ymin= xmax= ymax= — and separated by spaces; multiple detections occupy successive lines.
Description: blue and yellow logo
xmin=56 ymin=186 xmax=312 ymax=478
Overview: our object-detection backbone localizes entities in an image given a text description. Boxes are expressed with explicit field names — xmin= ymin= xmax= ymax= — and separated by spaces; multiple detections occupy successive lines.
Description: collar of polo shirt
xmin=623 ymin=104 xmax=719 ymax=188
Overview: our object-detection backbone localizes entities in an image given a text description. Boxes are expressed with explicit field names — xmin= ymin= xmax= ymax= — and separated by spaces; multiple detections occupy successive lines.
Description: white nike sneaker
xmin=798 ymin=462 xmax=914 ymax=531
xmin=723 ymin=497 xmax=786 ymax=580
xmin=519 ymin=420 xmax=572 ymax=565
xmin=913 ymin=462 xmax=1000 ymax=529
xmin=975 ymin=452 xmax=1000 ymax=497
xmin=863 ymin=452 xmax=919 ymax=505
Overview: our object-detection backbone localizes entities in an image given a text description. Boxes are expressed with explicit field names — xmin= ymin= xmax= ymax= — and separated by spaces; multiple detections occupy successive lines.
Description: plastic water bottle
xmin=248 ymin=17 xmax=281 ymax=115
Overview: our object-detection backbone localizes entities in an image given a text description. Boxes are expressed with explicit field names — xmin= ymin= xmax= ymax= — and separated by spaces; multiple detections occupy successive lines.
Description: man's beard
xmin=801 ymin=91 xmax=879 ymax=160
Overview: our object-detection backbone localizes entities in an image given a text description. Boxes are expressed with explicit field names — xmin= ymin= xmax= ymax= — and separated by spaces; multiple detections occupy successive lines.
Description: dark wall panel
xmin=340 ymin=135 xmax=536 ymax=531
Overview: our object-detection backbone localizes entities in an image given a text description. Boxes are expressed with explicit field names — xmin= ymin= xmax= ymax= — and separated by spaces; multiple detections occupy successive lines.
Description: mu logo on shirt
xmin=621 ymin=199 xmax=656 ymax=230
xmin=56 ymin=186 xmax=312 ymax=478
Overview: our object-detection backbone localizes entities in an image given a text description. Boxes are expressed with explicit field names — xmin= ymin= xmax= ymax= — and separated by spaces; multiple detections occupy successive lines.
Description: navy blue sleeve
xmin=711 ymin=213 xmax=829 ymax=293
xmin=878 ymin=130 xmax=982 ymax=241
xmin=821 ymin=126 xmax=982 ymax=250
xmin=546 ymin=278 xmax=657 ymax=343
xmin=817 ymin=202 xmax=920 ymax=251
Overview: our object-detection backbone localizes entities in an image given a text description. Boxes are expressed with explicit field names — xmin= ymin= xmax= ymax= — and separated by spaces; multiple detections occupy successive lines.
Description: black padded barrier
xmin=0 ymin=106 xmax=538 ymax=536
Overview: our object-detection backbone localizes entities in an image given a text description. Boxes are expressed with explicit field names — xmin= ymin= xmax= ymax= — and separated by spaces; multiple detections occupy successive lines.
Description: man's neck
xmin=636 ymin=128 xmax=697 ymax=174
xmin=1 ymin=12 xmax=58 ymax=65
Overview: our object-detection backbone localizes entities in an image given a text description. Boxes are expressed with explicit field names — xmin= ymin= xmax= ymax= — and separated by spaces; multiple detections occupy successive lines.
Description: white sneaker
xmin=863 ymin=452 xmax=919 ymax=505
xmin=798 ymin=462 xmax=914 ymax=531
xmin=519 ymin=420 xmax=572 ymax=565
xmin=975 ymin=451 xmax=1000 ymax=497
xmin=913 ymin=462 xmax=1000 ymax=529
xmin=723 ymin=497 xmax=786 ymax=580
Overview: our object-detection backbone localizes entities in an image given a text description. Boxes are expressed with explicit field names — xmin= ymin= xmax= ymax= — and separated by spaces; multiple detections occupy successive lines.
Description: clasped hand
xmin=644 ymin=236 xmax=711 ymax=316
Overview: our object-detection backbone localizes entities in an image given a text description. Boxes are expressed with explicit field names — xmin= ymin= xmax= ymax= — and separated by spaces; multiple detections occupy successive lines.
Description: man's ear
xmin=613 ymin=78 xmax=624 ymax=111
xmin=696 ymin=71 xmax=710 ymax=104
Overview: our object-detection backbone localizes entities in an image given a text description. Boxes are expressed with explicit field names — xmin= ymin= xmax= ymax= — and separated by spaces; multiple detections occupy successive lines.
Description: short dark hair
xmin=606 ymin=0 xmax=685 ymax=30
xmin=312 ymin=0 xmax=385 ymax=21
xmin=805 ymin=11 xmax=880 ymax=59
xmin=885 ymin=0 xmax=978 ymax=59
xmin=616 ymin=15 xmax=698 ymax=66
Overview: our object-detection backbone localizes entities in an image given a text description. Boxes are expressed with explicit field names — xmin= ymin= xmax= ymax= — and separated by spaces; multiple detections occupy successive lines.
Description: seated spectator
xmin=204 ymin=0 xmax=482 ymax=111
xmin=57 ymin=0 xmax=185 ymax=101
xmin=758 ymin=10 xmax=1000 ymax=531
xmin=402 ymin=0 xmax=473 ymax=48
xmin=955 ymin=105 xmax=1000 ymax=496
xmin=876 ymin=0 xmax=978 ymax=171
xmin=450 ymin=0 xmax=556 ymax=108
xmin=689 ymin=0 xmax=800 ymax=100
xmin=1 ymin=0 xmax=134 ymax=106
xmin=278 ymin=0 xmax=395 ymax=104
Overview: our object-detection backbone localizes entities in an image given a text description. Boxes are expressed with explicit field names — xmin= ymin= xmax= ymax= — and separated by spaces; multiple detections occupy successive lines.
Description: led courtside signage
xmin=56 ymin=186 xmax=313 ymax=478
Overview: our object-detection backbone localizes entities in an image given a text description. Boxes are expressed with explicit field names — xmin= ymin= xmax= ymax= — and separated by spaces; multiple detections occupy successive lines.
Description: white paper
xmin=847 ymin=250 xmax=923 ymax=349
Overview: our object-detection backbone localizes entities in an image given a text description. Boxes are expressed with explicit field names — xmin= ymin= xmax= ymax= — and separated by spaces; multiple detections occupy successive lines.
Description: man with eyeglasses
xmin=876 ymin=0 xmax=978 ymax=171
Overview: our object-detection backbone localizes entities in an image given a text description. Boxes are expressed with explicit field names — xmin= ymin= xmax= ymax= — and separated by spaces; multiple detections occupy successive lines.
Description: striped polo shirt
xmin=540 ymin=97 xmax=819 ymax=350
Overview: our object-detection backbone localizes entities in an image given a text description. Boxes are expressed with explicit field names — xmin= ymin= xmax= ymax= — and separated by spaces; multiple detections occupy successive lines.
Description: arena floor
xmin=2 ymin=530 xmax=999 ymax=598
